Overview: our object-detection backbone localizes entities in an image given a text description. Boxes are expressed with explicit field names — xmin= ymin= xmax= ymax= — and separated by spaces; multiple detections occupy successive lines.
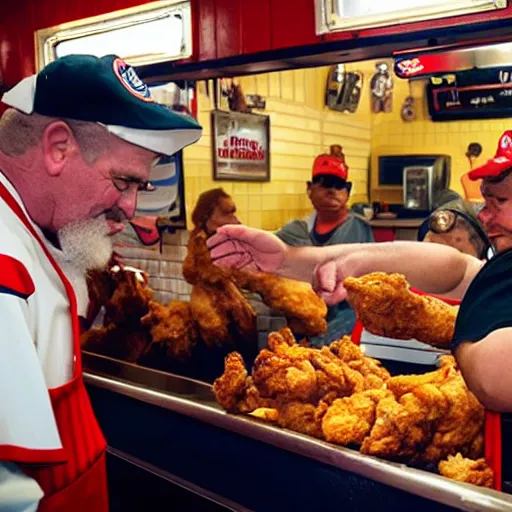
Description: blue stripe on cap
xmin=150 ymin=176 xmax=178 ymax=187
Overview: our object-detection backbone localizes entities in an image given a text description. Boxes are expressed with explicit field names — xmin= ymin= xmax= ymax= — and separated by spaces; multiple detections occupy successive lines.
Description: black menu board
xmin=427 ymin=67 xmax=512 ymax=121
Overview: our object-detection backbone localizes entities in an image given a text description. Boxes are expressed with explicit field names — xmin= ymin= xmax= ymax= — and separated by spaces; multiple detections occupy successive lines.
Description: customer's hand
xmin=207 ymin=225 xmax=288 ymax=273
xmin=313 ymin=259 xmax=350 ymax=305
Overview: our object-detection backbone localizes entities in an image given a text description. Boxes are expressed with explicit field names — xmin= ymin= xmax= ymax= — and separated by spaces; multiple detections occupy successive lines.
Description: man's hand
xmin=313 ymin=259 xmax=350 ymax=305
xmin=207 ymin=225 xmax=288 ymax=273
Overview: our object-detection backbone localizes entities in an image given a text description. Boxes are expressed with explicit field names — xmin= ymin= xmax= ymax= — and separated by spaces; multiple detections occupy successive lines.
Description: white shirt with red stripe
xmin=0 ymin=171 xmax=82 ymax=509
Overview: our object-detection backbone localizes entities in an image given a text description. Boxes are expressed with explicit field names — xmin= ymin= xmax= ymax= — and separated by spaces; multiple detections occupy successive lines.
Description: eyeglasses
xmin=312 ymin=175 xmax=349 ymax=191
xmin=112 ymin=176 xmax=155 ymax=192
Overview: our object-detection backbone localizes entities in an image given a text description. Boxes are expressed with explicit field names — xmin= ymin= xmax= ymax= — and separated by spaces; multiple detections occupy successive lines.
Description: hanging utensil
xmin=401 ymin=80 xmax=416 ymax=122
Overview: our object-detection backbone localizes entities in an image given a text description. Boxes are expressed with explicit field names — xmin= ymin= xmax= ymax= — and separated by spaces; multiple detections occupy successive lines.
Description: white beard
xmin=57 ymin=216 xmax=113 ymax=272
xmin=44 ymin=216 xmax=114 ymax=317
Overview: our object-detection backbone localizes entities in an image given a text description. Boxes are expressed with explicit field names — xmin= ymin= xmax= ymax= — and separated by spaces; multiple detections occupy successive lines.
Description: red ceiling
xmin=1 ymin=0 xmax=512 ymax=88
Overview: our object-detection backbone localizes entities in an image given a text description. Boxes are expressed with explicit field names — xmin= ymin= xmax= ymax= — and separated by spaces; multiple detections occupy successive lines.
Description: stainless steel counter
xmin=83 ymin=352 xmax=512 ymax=512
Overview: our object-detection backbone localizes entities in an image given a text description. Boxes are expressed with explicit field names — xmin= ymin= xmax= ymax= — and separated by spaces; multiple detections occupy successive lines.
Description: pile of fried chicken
xmin=213 ymin=327 xmax=493 ymax=488
xmin=81 ymin=231 xmax=328 ymax=372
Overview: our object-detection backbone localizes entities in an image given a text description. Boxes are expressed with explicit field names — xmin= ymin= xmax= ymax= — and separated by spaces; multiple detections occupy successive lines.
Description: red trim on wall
xmin=240 ymin=0 xmax=271 ymax=55
xmin=270 ymin=0 xmax=318 ymax=50
xmin=198 ymin=0 xmax=217 ymax=61
xmin=215 ymin=0 xmax=241 ymax=59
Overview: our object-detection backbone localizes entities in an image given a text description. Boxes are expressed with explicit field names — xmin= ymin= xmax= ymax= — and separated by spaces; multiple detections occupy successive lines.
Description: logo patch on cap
xmin=113 ymin=58 xmax=153 ymax=103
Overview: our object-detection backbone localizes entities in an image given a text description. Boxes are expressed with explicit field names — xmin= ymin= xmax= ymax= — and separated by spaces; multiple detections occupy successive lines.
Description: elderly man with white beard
xmin=0 ymin=54 xmax=201 ymax=512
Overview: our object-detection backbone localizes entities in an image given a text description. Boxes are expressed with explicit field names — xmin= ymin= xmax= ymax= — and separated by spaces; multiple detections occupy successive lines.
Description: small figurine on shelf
xmin=370 ymin=61 xmax=393 ymax=113
xmin=220 ymin=78 xmax=252 ymax=113
xmin=329 ymin=144 xmax=346 ymax=164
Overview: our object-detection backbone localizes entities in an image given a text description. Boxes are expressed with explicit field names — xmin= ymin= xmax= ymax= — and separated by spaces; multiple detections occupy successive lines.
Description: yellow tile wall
xmin=182 ymin=66 xmax=372 ymax=231
xmin=369 ymin=59 xmax=508 ymax=201
xmin=181 ymin=58 xmax=509 ymax=230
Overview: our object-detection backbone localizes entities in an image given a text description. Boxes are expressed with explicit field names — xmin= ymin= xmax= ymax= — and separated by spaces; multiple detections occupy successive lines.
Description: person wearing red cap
xmin=275 ymin=153 xmax=374 ymax=345
xmin=205 ymin=131 xmax=512 ymax=413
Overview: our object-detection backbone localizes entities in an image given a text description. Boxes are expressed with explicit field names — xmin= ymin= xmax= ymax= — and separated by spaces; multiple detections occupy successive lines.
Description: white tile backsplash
xmin=115 ymin=234 xmax=191 ymax=303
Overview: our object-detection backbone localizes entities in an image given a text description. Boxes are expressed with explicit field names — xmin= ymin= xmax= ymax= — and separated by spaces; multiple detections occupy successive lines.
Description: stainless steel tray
xmin=83 ymin=351 xmax=512 ymax=512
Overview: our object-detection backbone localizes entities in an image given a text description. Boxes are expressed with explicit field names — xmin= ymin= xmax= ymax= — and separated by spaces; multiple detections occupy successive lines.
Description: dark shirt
xmin=312 ymin=226 xmax=337 ymax=245
xmin=450 ymin=249 xmax=512 ymax=491
xmin=451 ymin=249 xmax=512 ymax=351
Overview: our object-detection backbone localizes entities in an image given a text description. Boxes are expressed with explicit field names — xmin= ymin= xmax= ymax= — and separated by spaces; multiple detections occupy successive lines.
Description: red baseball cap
xmin=468 ymin=131 xmax=512 ymax=181
xmin=312 ymin=154 xmax=348 ymax=180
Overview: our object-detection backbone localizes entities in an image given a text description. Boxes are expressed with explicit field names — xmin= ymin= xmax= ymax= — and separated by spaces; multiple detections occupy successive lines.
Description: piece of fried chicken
xmin=141 ymin=301 xmax=198 ymax=360
xmin=386 ymin=356 xmax=455 ymax=397
xmin=360 ymin=383 xmax=450 ymax=460
xmin=230 ymin=270 xmax=328 ymax=337
xmin=190 ymin=281 xmax=257 ymax=348
xmin=322 ymin=389 xmax=392 ymax=446
xmin=182 ymin=230 xmax=228 ymax=286
xmin=387 ymin=356 xmax=484 ymax=463
xmin=438 ymin=453 xmax=494 ymax=488
xmin=190 ymin=283 xmax=230 ymax=347
xmin=184 ymin=230 xmax=257 ymax=348
xmin=344 ymin=272 xmax=458 ymax=347
xmin=252 ymin=348 xmax=319 ymax=402
xmin=82 ymin=265 xmax=153 ymax=362
xmin=363 ymin=358 xmax=484 ymax=464
xmin=213 ymin=352 xmax=249 ymax=412
xmin=81 ymin=324 xmax=152 ymax=363
xmin=276 ymin=401 xmax=328 ymax=439
xmin=420 ymin=370 xmax=485 ymax=464
xmin=329 ymin=336 xmax=391 ymax=390
xmin=213 ymin=352 xmax=275 ymax=413
xmin=103 ymin=268 xmax=153 ymax=326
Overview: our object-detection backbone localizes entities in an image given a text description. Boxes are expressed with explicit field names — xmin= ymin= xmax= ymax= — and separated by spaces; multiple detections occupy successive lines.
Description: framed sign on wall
xmin=211 ymin=110 xmax=270 ymax=182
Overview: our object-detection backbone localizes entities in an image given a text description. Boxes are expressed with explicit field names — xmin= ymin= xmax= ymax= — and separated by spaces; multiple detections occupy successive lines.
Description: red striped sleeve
xmin=0 ymin=254 xmax=35 ymax=299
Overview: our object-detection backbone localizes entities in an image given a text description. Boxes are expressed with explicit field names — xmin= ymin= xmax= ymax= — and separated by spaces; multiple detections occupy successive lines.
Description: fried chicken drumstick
xmin=230 ymin=270 xmax=328 ymax=337
xmin=184 ymin=230 xmax=257 ymax=348
xmin=344 ymin=272 xmax=458 ymax=347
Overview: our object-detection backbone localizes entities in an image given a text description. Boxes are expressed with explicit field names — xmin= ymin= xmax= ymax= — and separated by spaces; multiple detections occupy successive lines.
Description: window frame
xmin=35 ymin=0 xmax=192 ymax=71
xmin=315 ymin=0 xmax=507 ymax=34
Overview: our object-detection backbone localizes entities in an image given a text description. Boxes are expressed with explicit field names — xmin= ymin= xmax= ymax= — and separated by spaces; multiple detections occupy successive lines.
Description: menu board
xmin=426 ymin=67 xmax=512 ymax=121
